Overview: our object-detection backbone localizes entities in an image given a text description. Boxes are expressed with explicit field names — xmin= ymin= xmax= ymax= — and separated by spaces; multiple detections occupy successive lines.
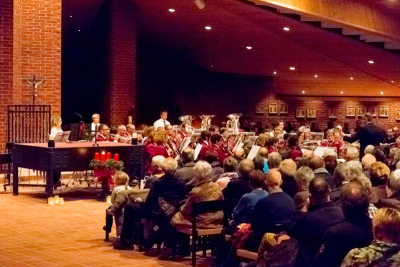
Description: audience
xmin=370 ymin=161 xmax=390 ymax=204
xmin=377 ymin=170 xmax=400 ymax=211
xmin=279 ymin=159 xmax=298 ymax=198
xmin=252 ymin=155 xmax=264 ymax=172
xmin=267 ymin=152 xmax=282 ymax=169
xmin=346 ymin=146 xmax=360 ymax=162
xmin=175 ymin=148 xmax=197 ymax=189
xmin=216 ymin=156 xmax=239 ymax=190
xmin=309 ymin=156 xmax=336 ymax=190
xmin=144 ymin=155 xmax=165 ymax=188
xmin=223 ymin=159 xmax=254 ymax=203
xmin=205 ymin=150 xmax=224 ymax=182
xmin=257 ymin=147 xmax=269 ymax=173
xmin=361 ymin=153 xmax=376 ymax=179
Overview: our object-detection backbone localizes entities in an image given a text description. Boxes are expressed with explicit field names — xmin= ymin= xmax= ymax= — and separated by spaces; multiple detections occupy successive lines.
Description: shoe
xmin=158 ymin=248 xmax=174 ymax=260
xmin=103 ymin=226 xmax=110 ymax=232
xmin=113 ymin=242 xmax=134 ymax=250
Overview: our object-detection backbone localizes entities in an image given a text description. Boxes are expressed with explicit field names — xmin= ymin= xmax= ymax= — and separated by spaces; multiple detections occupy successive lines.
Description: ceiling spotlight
xmin=70 ymin=15 xmax=73 ymax=18
xmin=169 ymin=9 xmax=175 ymax=12
xmin=246 ymin=46 xmax=252 ymax=50
xmin=283 ymin=27 xmax=290 ymax=31
xmin=392 ymin=81 xmax=394 ymax=83
xmin=290 ymin=67 xmax=295 ymax=70
xmin=302 ymin=91 xmax=305 ymax=94
xmin=273 ymin=72 xmax=277 ymax=75
xmin=314 ymin=75 xmax=318 ymax=78
xmin=381 ymin=92 xmax=383 ymax=95
xmin=350 ymin=77 xmax=353 ymax=80
xmin=205 ymin=26 xmax=211 ymax=30
xmin=341 ymin=92 xmax=343 ymax=94
xmin=194 ymin=0 xmax=205 ymax=9
xmin=368 ymin=60 xmax=374 ymax=64
xmin=78 ymin=30 xmax=81 ymax=32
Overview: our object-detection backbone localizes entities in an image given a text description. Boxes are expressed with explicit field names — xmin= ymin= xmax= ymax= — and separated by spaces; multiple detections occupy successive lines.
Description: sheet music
xmin=314 ymin=147 xmax=335 ymax=158
xmin=247 ymin=145 xmax=261 ymax=160
xmin=194 ymin=144 xmax=203 ymax=160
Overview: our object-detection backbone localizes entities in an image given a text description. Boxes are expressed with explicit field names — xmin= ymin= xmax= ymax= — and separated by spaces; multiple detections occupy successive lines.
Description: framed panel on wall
xmin=346 ymin=107 xmax=356 ymax=117
xmin=296 ymin=108 xmax=305 ymax=118
xmin=368 ymin=106 xmax=377 ymax=117
xmin=269 ymin=104 xmax=278 ymax=115
xmin=307 ymin=108 xmax=316 ymax=119
xmin=255 ymin=104 xmax=264 ymax=115
xmin=328 ymin=109 xmax=337 ymax=119
xmin=358 ymin=107 xmax=367 ymax=117
xmin=379 ymin=107 xmax=389 ymax=118
xmin=279 ymin=104 xmax=288 ymax=115
xmin=396 ymin=110 xmax=400 ymax=121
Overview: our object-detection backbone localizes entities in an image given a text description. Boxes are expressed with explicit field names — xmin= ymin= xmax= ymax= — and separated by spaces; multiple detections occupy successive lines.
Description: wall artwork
xmin=396 ymin=110 xmax=400 ymax=121
xmin=269 ymin=104 xmax=278 ymax=115
xmin=296 ymin=108 xmax=306 ymax=118
xmin=279 ymin=104 xmax=288 ymax=115
xmin=358 ymin=107 xmax=367 ymax=117
xmin=368 ymin=106 xmax=377 ymax=117
xmin=346 ymin=107 xmax=356 ymax=117
xmin=379 ymin=107 xmax=389 ymax=118
xmin=307 ymin=108 xmax=316 ymax=119
xmin=328 ymin=109 xmax=337 ymax=119
xmin=255 ymin=104 xmax=264 ymax=115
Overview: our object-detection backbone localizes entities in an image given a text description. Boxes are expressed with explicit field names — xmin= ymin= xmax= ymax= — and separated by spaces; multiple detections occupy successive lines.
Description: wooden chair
xmin=172 ymin=200 xmax=227 ymax=266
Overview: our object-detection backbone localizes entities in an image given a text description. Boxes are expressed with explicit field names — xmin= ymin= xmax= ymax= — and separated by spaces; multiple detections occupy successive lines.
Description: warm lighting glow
xmin=273 ymin=72 xmax=277 ymax=75
xmin=205 ymin=26 xmax=211 ymax=30
xmin=341 ymin=92 xmax=343 ymax=94
xmin=169 ymin=9 xmax=175 ymax=12
xmin=48 ymin=197 xmax=54 ymax=206
xmin=368 ymin=60 xmax=374 ymax=64
xmin=54 ymin=195 xmax=59 ymax=205
xmin=70 ymin=15 xmax=73 ymax=18
xmin=106 ymin=196 xmax=112 ymax=204
xmin=381 ymin=92 xmax=383 ymax=94
xmin=314 ymin=75 xmax=318 ymax=78
xmin=302 ymin=91 xmax=305 ymax=94
xmin=283 ymin=27 xmax=290 ymax=31
xmin=59 ymin=198 xmax=64 ymax=206
xmin=78 ymin=30 xmax=81 ymax=32
xmin=350 ymin=77 xmax=353 ymax=80
xmin=290 ymin=67 xmax=295 ymax=70
xmin=392 ymin=81 xmax=394 ymax=83
xmin=246 ymin=46 xmax=252 ymax=50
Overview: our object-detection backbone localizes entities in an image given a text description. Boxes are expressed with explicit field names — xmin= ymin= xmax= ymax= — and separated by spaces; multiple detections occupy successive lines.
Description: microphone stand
xmin=93 ymin=126 xmax=99 ymax=146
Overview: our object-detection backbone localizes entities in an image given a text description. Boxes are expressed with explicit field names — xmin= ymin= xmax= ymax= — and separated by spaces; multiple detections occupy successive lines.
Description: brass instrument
xmin=178 ymin=115 xmax=196 ymax=126
xmin=226 ymin=113 xmax=242 ymax=134
xmin=200 ymin=115 xmax=215 ymax=130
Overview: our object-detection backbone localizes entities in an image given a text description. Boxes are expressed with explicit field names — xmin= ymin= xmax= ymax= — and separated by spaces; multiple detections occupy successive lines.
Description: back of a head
xmin=364 ymin=113 xmax=373 ymax=122
xmin=340 ymin=182 xmax=369 ymax=219
xmin=309 ymin=156 xmax=325 ymax=171
xmin=324 ymin=155 xmax=338 ymax=173
xmin=279 ymin=159 xmax=297 ymax=177
xmin=372 ymin=147 xmax=386 ymax=163
xmin=323 ymin=149 xmax=337 ymax=161
xmin=253 ymin=156 xmax=265 ymax=171
xmin=162 ymin=158 xmax=178 ymax=176
xmin=211 ymin=134 xmax=222 ymax=144
xmin=334 ymin=162 xmax=348 ymax=184
xmin=389 ymin=170 xmax=400 ymax=193
xmin=280 ymin=149 xmax=291 ymax=160
xmin=201 ymin=130 xmax=211 ymax=141
xmin=309 ymin=177 xmax=330 ymax=204
xmin=152 ymin=155 xmax=166 ymax=169
xmin=249 ymin=170 xmax=265 ymax=189
xmin=266 ymin=137 xmax=278 ymax=147
xmin=295 ymin=166 xmax=315 ymax=190
xmin=193 ymin=161 xmax=212 ymax=181
xmin=302 ymin=150 xmax=314 ymax=161
xmin=364 ymin=145 xmax=375 ymax=155
xmin=344 ymin=161 xmax=363 ymax=181
xmin=346 ymin=147 xmax=360 ymax=161
xmin=205 ymin=150 xmax=219 ymax=163
xmin=266 ymin=169 xmax=282 ymax=189
xmin=223 ymin=156 xmax=238 ymax=172
xmin=258 ymin=147 xmax=268 ymax=158
xmin=361 ymin=154 xmax=376 ymax=171
xmin=370 ymin=161 xmax=390 ymax=186
xmin=239 ymin=159 xmax=255 ymax=177
xmin=287 ymin=135 xmax=298 ymax=147
xmin=268 ymin=152 xmax=282 ymax=169
xmin=114 ymin=171 xmax=129 ymax=186
xmin=182 ymin=148 xmax=195 ymax=163
xmin=373 ymin=208 xmax=400 ymax=244
xmin=234 ymin=147 xmax=245 ymax=159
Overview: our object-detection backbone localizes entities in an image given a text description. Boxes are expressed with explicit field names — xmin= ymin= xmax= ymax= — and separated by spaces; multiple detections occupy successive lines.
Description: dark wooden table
xmin=12 ymin=142 xmax=145 ymax=197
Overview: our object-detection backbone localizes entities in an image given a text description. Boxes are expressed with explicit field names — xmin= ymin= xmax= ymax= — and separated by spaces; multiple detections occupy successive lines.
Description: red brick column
xmin=108 ymin=0 xmax=137 ymax=126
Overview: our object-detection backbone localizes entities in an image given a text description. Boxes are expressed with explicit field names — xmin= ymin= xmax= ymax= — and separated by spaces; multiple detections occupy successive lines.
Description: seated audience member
xmin=267 ymin=152 xmax=282 ymax=169
xmin=252 ymin=155 xmax=264 ymax=172
xmin=211 ymin=133 xmax=228 ymax=166
xmin=364 ymin=144 xmax=375 ymax=155
xmin=199 ymin=130 xmax=212 ymax=160
xmin=142 ymin=126 xmax=155 ymax=145
xmin=205 ymin=150 xmax=224 ymax=182
xmin=216 ymin=156 xmax=239 ymax=190
xmin=231 ymin=170 xmax=268 ymax=227
xmin=285 ymin=135 xmax=303 ymax=161
xmin=279 ymin=149 xmax=291 ymax=160
xmin=323 ymin=149 xmax=338 ymax=176
xmin=115 ymin=158 xmax=188 ymax=250
xmin=293 ymin=166 xmax=314 ymax=213
xmin=331 ymin=162 xmax=362 ymax=206
xmin=279 ymin=159 xmax=298 ymax=198
xmin=377 ymin=170 xmax=400 ymax=210
xmin=175 ymin=148 xmax=197 ymax=189
xmin=309 ymin=156 xmax=336 ymax=189
xmin=314 ymin=182 xmax=373 ymax=267
xmin=257 ymin=147 xmax=269 ymax=173
xmin=223 ymin=159 xmax=254 ymax=203
xmin=302 ymin=149 xmax=314 ymax=162
xmin=233 ymin=147 xmax=245 ymax=164
xmin=370 ymin=161 xmax=390 ymax=204
xmin=106 ymin=171 xmax=132 ymax=238
xmin=372 ymin=147 xmax=387 ymax=163
xmin=386 ymin=147 xmax=400 ymax=171
xmin=96 ymin=124 xmax=112 ymax=142
xmin=346 ymin=146 xmax=360 ymax=162
xmin=341 ymin=208 xmax=400 ymax=267
xmin=354 ymin=175 xmax=379 ymax=219
xmin=362 ymin=153 xmax=376 ymax=179
xmin=246 ymin=169 xmax=295 ymax=251
xmin=115 ymin=124 xmax=130 ymax=143
xmin=266 ymin=137 xmax=278 ymax=155
xmin=144 ymin=155 xmax=165 ymax=189
xmin=288 ymin=178 xmax=344 ymax=267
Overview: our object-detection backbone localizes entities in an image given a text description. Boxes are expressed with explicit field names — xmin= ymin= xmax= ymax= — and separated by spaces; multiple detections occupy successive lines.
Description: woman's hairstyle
xmin=143 ymin=126 xmax=155 ymax=137
xmin=373 ymin=208 xmax=400 ymax=244
xmin=51 ymin=116 xmax=61 ymax=128
xmin=154 ymin=130 xmax=168 ymax=145
xmin=370 ymin=161 xmax=390 ymax=186
xmin=193 ymin=161 xmax=212 ymax=181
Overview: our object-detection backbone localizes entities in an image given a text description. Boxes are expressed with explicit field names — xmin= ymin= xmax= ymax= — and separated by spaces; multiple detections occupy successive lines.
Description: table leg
xmin=13 ymin=164 xmax=18 ymax=196
xmin=46 ymin=171 xmax=54 ymax=197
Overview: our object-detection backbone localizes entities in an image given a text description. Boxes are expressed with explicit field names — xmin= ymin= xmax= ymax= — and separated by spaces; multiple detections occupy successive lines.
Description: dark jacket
xmin=210 ymin=161 xmax=224 ymax=182
xmin=175 ymin=162 xmax=197 ymax=188
xmin=222 ymin=175 xmax=252 ymax=203
xmin=313 ymin=216 xmax=373 ymax=267
xmin=314 ymin=168 xmax=336 ymax=190
xmin=343 ymin=122 xmax=385 ymax=160
xmin=288 ymin=202 xmax=344 ymax=267
xmin=331 ymin=183 xmax=345 ymax=207
xmin=376 ymin=191 xmax=400 ymax=211
xmin=281 ymin=174 xmax=298 ymax=199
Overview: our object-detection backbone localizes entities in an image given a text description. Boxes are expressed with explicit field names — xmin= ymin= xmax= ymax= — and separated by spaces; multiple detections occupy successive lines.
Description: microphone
xmin=74 ymin=112 xmax=83 ymax=120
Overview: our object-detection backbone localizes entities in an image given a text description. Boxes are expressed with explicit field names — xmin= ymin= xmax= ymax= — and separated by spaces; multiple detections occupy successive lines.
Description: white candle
xmin=132 ymin=133 xmax=138 ymax=138
xmin=48 ymin=197 xmax=54 ymax=206
xmin=59 ymin=198 xmax=64 ymax=206
xmin=54 ymin=195 xmax=59 ymax=205
xmin=106 ymin=196 xmax=112 ymax=204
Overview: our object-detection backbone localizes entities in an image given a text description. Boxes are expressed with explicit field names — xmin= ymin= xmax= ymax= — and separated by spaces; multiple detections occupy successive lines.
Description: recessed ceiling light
xmin=381 ymin=92 xmax=383 ymax=94
xmin=290 ymin=67 xmax=295 ymax=70
xmin=273 ymin=72 xmax=277 ymax=75
xmin=78 ymin=30 xmax=81 ymax=32
xmin=314 ymin=75 xmax=318 ymax=78
xmin=392 ymin=81 xmax=394 ymax=83
xmin=70 ymin=15 xmax=73 ymax=18
xmin=350 ymin=77 xmax=353 ymax=80
xmin=302 ymin=91 xmax=305 ymax=94
xmin=169 ymin=9 xmax=175 ymax=12
xmin=368 ymin=60 xmax=374 ymax=64
xmin=283 ymin=27 xmax=290 ymax=31
xmin=205 ymin=26 xmax=211 ymax=30
xmin=246 ymin=46 xmax=252 ymax=50
xmin=341 ymin=92 xmax=343 ymax=94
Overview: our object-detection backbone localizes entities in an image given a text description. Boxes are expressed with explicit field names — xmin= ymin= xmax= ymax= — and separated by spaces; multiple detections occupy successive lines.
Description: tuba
xmin=226 ymin=113 xmax=242 ymax=134
xmin=200 ymin=115 xmax=215 ymax=130
xmin=178 ymin=115 xmax=196 ymax=126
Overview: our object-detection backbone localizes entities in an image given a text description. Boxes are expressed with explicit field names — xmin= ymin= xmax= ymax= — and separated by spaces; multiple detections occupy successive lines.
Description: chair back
xmin=127 ymin=188 xmax=150 ymax=203
xmin=191 ymin=200 xmax=227 ymax=230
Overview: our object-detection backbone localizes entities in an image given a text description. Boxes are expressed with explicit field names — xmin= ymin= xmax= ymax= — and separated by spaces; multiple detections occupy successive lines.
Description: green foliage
xmin=89 ymin=159 xmax=124 ymax=171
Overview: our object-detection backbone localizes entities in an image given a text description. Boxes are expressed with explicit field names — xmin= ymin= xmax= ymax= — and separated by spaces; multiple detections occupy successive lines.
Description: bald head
xmin=309 ymin=156 xmax=325 ymax=170
xmin=234 ymin=147 xmax=245 ymax=159
xmin=258 ymin=147 xmax=268 ymax=158
xmin=362 ymin=154 xmax=376 ymax=171
xmin=266 ymin=169 xmax=282 ymax=190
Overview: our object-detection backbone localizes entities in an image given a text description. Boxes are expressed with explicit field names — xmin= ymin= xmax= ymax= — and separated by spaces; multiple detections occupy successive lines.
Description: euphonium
xmin=178 ymin=115 xmax=196 ymax=125
xmin=200 ymin=115 xmax=215 ymax=130
xmin=226 ymin=113 xmax=242 ymax=134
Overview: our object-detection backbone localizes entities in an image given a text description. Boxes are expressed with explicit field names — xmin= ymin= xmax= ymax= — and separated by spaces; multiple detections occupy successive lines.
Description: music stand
xmin=54 ymin=131 xmax=71 ymax=142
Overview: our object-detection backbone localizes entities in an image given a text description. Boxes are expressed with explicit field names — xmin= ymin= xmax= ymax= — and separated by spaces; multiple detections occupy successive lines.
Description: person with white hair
xmin=91 ymin=113 xmax=100 ymax=131
xmin=346 ymin=146 xmax=359 ymax=162
xmin=377 ymin=170 xmax=400 ymax=211
xmin=330 ymin=162 xmax=362 ymax=206
xmin=114 ymin=124 xmax=130 ymax=143
xmin=361 ymin=154 xmax=376 ymax=179
xmin=364 ymin=145 xmax=374 ymax=155
xmin=144 ymin=155 xmax=166 ymax=189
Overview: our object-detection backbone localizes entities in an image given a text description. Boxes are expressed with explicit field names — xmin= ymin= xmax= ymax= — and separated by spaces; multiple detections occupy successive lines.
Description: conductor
xmin=343 ymin=113 xmax=386 ymax=159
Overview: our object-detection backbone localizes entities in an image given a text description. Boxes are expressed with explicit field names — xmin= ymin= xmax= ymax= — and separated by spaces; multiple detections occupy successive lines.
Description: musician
xmin=321 ymin=129 xmax=344 ymax=155
xmin=266 ymin=137 xmax=278 ymax=155
xmin=165 ymin=125 xmax=180 ymax=160
xmin=96 ymin=124 xmax=113 ymax=142
xmin=209 ymin=125 xmax=219 ymax=134
xmin=211 ymin=134 xmax=228 ymax=166
xmin=153 ymin=110 xmax=170 ymax=129
xmin=50 ymin=116 xmax=63 ymax=138
xmin=91 ymin=113 xmax=101 ymax=132
xmin=199 ymin=130 xmax=212 ymax=160
xmin=114 ymin=125 xmax=130 ymax=143
xmin=154 ymin=130 xmax=169 ymax=158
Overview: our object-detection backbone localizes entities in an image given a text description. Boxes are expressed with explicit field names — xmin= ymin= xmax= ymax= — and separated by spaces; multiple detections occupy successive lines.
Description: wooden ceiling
xmin=63 ymin=0 xmax=400 ymax=97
